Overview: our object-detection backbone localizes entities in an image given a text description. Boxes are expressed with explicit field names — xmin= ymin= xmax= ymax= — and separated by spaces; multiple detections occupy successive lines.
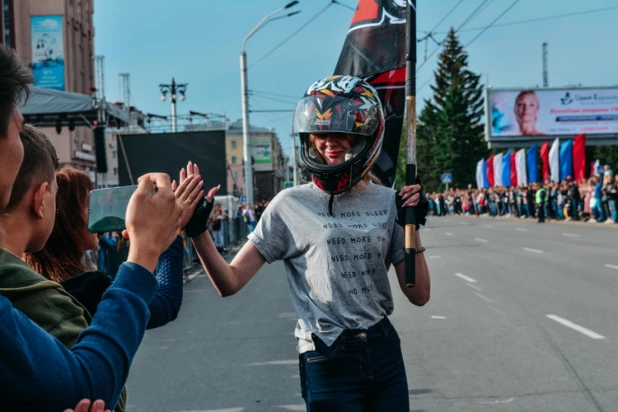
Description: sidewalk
xmin=457 ymin=212 xmax=618 ymax=228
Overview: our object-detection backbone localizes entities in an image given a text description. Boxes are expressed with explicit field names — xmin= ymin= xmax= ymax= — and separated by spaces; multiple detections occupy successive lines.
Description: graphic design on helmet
xmin=293 ymin=75 xmax=385 ymax=195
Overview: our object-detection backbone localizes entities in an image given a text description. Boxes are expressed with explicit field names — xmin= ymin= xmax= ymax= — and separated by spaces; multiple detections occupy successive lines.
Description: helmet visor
xmin=292 ymin=95 xmax=380 ymax=137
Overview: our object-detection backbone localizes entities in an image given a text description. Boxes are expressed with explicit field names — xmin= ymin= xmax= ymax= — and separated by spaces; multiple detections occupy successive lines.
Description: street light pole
xmin=241 ymin=1 xmax=300 ymax=206
xmin=160 ymin=78 xmax=188 ymax=133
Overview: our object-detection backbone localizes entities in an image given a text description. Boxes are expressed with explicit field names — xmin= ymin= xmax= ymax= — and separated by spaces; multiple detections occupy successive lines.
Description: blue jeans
xmin=595 ymin=204 xmax=605 ymax=222
xmin=299 ymin=317 xmax=409 ymax=411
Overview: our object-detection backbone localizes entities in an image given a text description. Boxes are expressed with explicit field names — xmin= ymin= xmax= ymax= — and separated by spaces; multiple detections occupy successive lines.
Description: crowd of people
xmin=426 ymin=168 xmax=617 ymax=224
xmin=1 ymin=48 xmax=429 ymax=412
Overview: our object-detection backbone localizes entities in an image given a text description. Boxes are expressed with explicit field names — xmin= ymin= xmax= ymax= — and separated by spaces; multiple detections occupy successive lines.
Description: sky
xmin=94 ymin=0 xmax=618 ymax=159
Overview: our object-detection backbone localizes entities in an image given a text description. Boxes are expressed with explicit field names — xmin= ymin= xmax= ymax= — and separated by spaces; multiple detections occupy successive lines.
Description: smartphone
xmin=88 ymin=185 xmax=138 ymax=233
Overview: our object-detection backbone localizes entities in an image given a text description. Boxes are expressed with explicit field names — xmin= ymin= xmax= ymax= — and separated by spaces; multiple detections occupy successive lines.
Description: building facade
xmin=3 ymin=0 xmax=97 ymax=175
xmin=225 ymin=120 xmax=289 ymax=202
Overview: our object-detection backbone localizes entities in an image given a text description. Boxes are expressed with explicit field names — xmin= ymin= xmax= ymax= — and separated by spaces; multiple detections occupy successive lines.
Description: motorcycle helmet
xmin=293 ymin=75 xmax=385 ymax=196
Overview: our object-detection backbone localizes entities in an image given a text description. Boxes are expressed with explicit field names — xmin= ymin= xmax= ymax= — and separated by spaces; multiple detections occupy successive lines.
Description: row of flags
xmin=475 ymin=134 xmax=588 ymax=189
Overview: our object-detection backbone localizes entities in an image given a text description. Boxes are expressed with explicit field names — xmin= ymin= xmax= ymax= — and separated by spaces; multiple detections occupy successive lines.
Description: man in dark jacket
xmin=567 ymin=179 xmax=581 ymax=221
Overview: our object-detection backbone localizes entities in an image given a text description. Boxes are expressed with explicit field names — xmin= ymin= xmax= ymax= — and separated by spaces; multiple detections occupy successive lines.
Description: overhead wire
xmin=427 ymin=0 xmax=465 ymax=34
xmin=462 ymin=0 xmax=494 ymax=28
xmin=418 ymin=0 xmax=519 ymax=92
xmin=249 ymin=89 xmax=301 ymax=100
xmin=455 ymin=0 xmax=491 ymax=32
xmin=466 ymin=0 xmax=521 ymax=47
xmin=442 ymin=5 xmax=618 ymax=33
xmin=417 ymin=0 xmax=491 ymax=72
xmin=330 ymin=0 xmax=355 ymax=12
xmin=250 ymin=93 xmax=298 ymax=105
xmin=249 ymin=2 xmax=334 ymax=68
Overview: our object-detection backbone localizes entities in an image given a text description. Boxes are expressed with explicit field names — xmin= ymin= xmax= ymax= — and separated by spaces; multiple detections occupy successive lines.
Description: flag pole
xmin=404 ymin=0 xmax=417 ymax=288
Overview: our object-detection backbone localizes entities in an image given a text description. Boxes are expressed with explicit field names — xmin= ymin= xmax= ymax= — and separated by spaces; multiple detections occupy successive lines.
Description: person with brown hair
xmin=0 ymin=124 xmax=198 ymax=411
xmin=0 ymin=44 xmax=185 ymax=412
xmin=23 ymin=165 xmax=201 ymax=328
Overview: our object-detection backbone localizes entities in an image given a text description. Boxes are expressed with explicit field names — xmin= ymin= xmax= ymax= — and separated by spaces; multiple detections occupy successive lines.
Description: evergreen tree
xmin=408 ymin=28 xmax=487 ymax=191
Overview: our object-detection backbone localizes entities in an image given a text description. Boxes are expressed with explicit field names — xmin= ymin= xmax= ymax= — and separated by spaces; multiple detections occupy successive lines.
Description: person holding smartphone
xmin=0 ymin=43 xmax=184 ymax=412
xmin=23 ymin=163 xmax=203 ymax=328
xmin=0 ymin=126 xmax=206 ymax=411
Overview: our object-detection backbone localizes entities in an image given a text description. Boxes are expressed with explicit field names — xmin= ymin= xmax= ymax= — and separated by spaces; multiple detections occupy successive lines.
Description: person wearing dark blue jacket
xmin=0 ymin=262 xmax=158 ymax=410
xmin=0 ymin=44 xmax=187 ymax=411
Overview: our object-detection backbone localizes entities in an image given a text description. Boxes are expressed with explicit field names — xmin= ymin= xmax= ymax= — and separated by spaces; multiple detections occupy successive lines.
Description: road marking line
xmin=248 ymin=360 xmax=297 ymax=366
xmin=444 ymin=219 xmax=449 ymax=222
xmin=445 ymin=232 xmax=454 ymax=236
xmin=483 ymin=224 xmax=493 ymax=228
xmin=273 ymin=405 xmax=307 ymax=411
xmin=174 ymin=409 xmax=245 ymax=412
xmin=516 ymin=228 xmax=528 ymax=231
xmin=562 ymin=233 xmax=580 ymax=237
xmin=428 ymin=255 xmax=441 ymax=259
xmin=604 ymin=264 xmax=618 ymax=270
xmin=431 ymin=316 xmax=447 ymax=320
xmin=460 ymin=222 xmax=470 ymax=225
xmin=455 ymin=272 xmax=477 ymax=283
xmin=475 ymin=292 xmax=494 ymax=303
xmin=467 ymin=283 xmax=483 ymax=292
xmin=424 ymin=228 xmax=432 ymax=232
xmin=479 ymin=398 xmax=514 ymax=405
xmin=475 ymin=238 xmax=488 ymax=242
xmin=546 ymin=314 xmax=605 ymax=339
xmin=523 ymin=247 xmax=544 ymax=254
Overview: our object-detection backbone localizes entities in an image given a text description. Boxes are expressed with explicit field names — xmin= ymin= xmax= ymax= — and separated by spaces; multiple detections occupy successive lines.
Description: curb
xmin=449 ymin=213 xmax=618 ymax=228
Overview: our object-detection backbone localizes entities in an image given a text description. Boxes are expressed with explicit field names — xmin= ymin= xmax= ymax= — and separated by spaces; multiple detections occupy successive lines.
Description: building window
xmin=3 ymin=0 xmax=12 ymax=46
xmin=232 ymin=156 xmax=237 ymax=165
xmin=112 ymin=150 xmax=116 ymax=158
xmin=113 ymin=167 xmax=117 ymax=176
xmin=233 ymin=172 xmax=238 ymax=181
xmin=231 ymin=140 xmax=237 ymax=150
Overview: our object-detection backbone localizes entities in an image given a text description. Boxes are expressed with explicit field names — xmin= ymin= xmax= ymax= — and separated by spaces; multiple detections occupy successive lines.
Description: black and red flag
xmin=334 ymin=0 xmax=408 ymax=188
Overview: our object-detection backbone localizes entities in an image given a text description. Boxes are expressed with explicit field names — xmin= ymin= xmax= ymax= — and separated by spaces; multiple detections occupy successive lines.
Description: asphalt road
xmin=126 ymin=216 xmax=618 ymax=412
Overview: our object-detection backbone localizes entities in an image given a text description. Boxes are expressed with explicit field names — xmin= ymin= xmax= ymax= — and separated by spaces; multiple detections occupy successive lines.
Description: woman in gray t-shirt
xmin=189 ymin=75 xmax=431 ymax=411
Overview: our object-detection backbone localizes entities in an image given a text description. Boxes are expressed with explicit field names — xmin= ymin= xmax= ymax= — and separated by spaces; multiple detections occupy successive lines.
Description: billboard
xmin=488 ymin=87 xmax=618 ymax=144
xmin=117 ymin=131 xmax=227 ymax=195
xmin=251 ymin=138 xmax=272 ymax=171
xmin=31 ymin=16 xmax=65 ymax=91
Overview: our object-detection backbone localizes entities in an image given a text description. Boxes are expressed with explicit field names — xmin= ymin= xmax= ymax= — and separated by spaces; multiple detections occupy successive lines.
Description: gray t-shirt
xmin=248 ymin=181 xmax=405 ymax=354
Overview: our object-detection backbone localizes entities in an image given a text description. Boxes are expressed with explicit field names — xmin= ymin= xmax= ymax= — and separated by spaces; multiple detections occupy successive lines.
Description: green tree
xmin=397 ymin=28 xmax=487 ymax=192
xmin=587 ymin=145 xmax=618 ymax=176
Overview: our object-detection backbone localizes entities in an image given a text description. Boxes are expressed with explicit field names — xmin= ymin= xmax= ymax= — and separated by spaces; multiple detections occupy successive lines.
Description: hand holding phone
xmin=125 ymin=173 xmax=181 ymax=272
